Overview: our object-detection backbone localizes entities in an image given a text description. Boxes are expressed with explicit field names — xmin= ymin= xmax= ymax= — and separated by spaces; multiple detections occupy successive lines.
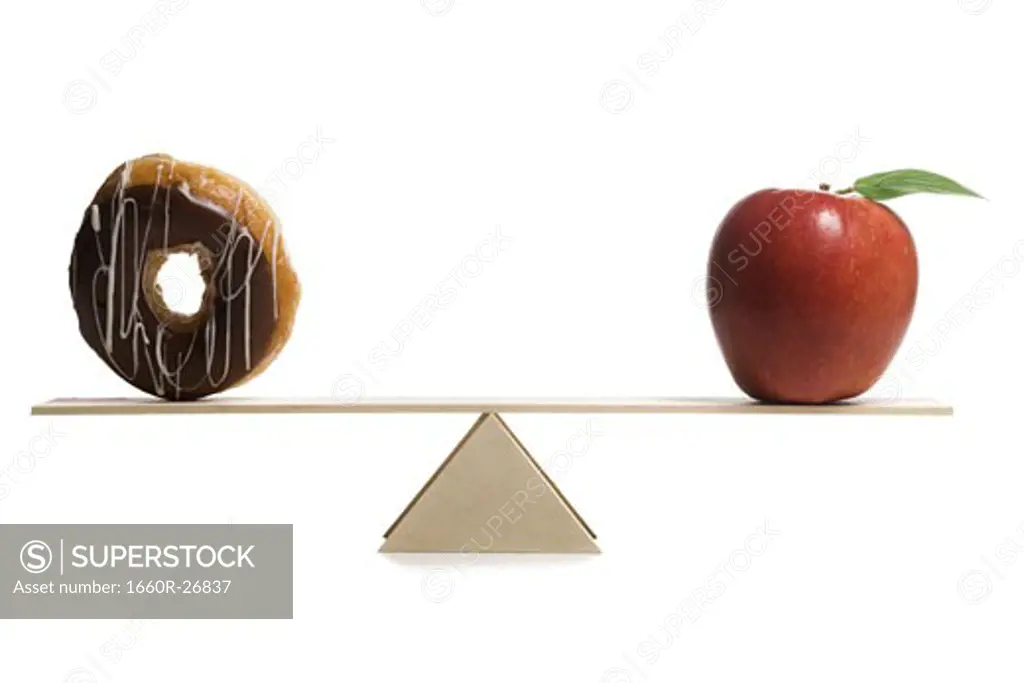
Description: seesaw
xmin=30 ymin=397 xmax=951 ymax=554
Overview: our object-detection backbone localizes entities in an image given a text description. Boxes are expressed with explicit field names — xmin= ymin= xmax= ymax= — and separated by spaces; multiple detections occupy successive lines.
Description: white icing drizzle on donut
xmin=178 ymin=180 xmax=235 ymax=222
xmin=268 ymin=219 xmax=280 ymax=319
xmin=87 ymin=160 xmax=271 ymax=397
xmin=163 ymin=158 xmax=175 ymax=251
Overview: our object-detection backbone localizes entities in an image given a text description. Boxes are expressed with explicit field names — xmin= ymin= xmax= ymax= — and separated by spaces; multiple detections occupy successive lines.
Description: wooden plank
xmin=30 ymin=397 xmax=952 ymax=416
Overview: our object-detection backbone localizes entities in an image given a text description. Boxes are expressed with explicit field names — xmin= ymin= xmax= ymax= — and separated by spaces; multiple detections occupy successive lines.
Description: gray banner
xmin=0 ymin=525 xmax=292 ymax=619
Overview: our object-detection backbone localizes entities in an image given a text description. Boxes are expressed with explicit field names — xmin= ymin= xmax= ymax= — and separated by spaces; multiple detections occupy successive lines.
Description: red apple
xmin=706 ymin=187 xmax=917 ymax=403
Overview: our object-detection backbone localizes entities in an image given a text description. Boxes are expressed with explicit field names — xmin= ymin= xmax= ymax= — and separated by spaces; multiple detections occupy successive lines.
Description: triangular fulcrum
xmin=381 ymin=413 xmax=599 ymax=553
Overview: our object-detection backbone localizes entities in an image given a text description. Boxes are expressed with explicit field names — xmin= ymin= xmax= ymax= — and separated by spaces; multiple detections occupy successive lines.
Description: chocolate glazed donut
xmin=69 ymin=154 xmax=300 ymax=400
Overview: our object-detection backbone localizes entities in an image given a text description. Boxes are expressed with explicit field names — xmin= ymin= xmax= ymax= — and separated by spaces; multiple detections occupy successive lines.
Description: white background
xmin=1 ymin=0 xmax=1021 ymax=680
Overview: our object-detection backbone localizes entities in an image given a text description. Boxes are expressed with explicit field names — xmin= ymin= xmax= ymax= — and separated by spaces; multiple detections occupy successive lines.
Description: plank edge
xmin=29 ymin=398 xmax=954 ymax=417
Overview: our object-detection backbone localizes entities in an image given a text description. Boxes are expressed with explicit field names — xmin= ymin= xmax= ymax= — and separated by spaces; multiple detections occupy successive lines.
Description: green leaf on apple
xmin=838 ymin=169 xmax=983 ymax=201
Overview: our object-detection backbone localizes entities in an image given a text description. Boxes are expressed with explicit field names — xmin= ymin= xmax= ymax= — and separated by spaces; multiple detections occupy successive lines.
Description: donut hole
xmin=142 ymin=243 xmax=216 ymax=333
xmin=156 ymin=254 xmax=205 ymax=316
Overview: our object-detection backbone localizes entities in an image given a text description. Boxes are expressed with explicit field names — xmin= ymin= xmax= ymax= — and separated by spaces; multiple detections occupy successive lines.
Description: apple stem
xmin=835 ymin=187 xmax=856 ymax=195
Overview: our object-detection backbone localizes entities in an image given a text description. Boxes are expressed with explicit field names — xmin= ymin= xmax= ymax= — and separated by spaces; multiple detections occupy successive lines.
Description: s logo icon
xmin=20 ymin=540 xmax=53 ymax=574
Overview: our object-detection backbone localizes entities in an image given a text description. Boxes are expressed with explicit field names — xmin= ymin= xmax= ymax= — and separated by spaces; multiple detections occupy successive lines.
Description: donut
xmin=68 ymin=154 xmax=300 ymax=400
